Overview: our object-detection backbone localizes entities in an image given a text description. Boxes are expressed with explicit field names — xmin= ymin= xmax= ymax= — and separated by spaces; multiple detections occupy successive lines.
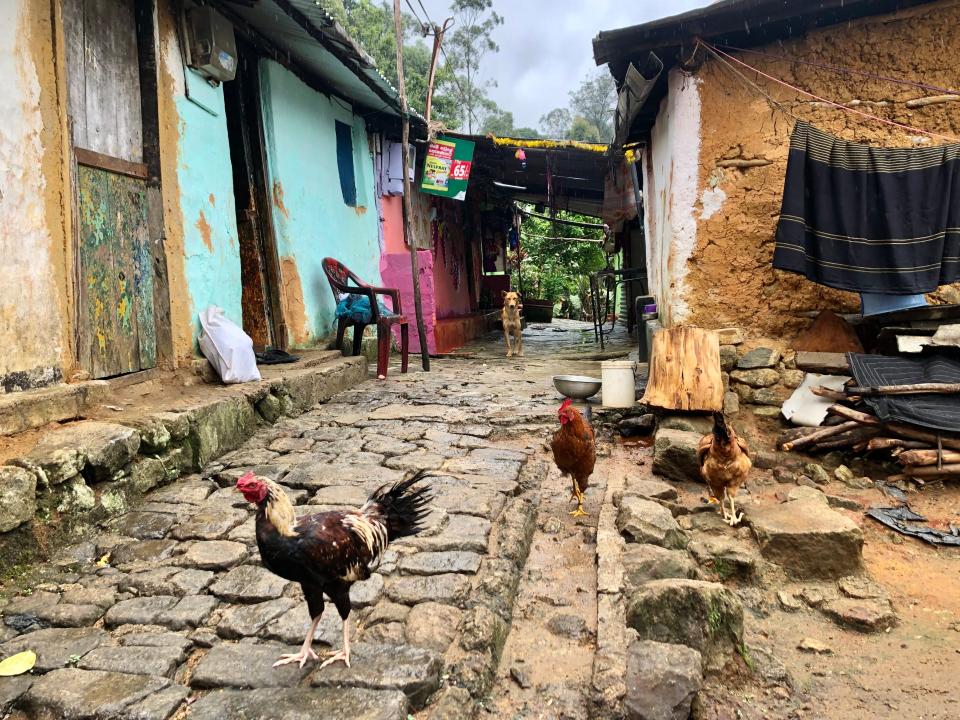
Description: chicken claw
xmin=568 ymin=487 xmax=588 ymax=517
xmin=722 ymin=493 xmax=743 ymax=526
xmin=319 ymin=649 xmax=351 ymax=670
xmin=272 ymin=648 xmax=319 ymax=668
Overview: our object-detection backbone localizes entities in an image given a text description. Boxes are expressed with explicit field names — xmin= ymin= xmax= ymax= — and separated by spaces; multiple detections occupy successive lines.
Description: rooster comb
xmin=558 ymin=398 xmax=573 ymax=411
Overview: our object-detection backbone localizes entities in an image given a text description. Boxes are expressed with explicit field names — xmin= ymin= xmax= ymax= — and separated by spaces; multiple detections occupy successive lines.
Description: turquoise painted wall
xmin=175 ymin=70 xmax=242 ymax=347
xmin=259 ymin=59 xmax=382 ymax=347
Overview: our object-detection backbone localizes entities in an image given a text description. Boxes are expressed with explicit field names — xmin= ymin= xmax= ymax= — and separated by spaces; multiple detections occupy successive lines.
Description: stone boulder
xmin=737 ymin=347 xmax=780 ymax=369
xmin=687 ymin=537 xmax=759 ymax=581
xmin=0 ymin=466 xmax=36 ymax=532
xmin=616 ymin=479 xmax=678 ymax=507
xmin=617 ymin=498 xmax=687 ymax=549
xmin=625 ymin=640 xmax=703 ymax=720
xmin=747 ymin=498 xmax=863 ymax=579
xmin=652 ymin=429 xmax=702 ymax=483
xmin=626 ymin=579 xmax=744 ymax=671
xmin=730 ymin=368 xmax=780 ymax=388
xmin=26 ymin=421 xmax=140 ymax=483
xmin=622 ymin=545 xmax=698 ymax=594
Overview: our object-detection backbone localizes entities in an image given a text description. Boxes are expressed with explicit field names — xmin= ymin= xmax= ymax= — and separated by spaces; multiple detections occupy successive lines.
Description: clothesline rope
xmin=716 ymin=44 xmax=960 ymax=98
xmin=699 ymin=40 xmax=960 ymax=144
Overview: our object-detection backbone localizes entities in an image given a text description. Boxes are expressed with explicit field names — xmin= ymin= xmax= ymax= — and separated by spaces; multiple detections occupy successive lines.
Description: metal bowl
xmin=553 ymin=375 xmax=602 ymax=400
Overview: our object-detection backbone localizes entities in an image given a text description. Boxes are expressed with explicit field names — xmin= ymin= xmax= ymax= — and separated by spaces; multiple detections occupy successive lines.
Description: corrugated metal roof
xmin=214 ymin=0 xmax=421 ymax=121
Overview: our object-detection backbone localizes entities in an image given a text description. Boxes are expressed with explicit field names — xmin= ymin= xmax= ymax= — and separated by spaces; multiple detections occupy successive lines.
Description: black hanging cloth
xmin=773 ymin=121 xmax=960 ymax=294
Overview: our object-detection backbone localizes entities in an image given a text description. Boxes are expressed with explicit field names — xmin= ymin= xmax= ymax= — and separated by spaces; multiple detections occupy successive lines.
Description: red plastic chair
xmin=322 ymin=258 xmax=409 ymax=378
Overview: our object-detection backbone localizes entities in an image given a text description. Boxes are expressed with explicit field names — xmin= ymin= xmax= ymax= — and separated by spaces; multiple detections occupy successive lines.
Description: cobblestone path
xmin=0 ymin=324 xmax=613 ymax=719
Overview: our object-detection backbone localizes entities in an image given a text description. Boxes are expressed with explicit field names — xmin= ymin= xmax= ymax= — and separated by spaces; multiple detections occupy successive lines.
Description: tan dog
xmin=501 ymin=291 xmax=524 ymax=357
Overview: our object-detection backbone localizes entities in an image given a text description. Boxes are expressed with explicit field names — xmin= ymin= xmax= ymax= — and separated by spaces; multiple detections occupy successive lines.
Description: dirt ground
xmin=484 ymin=398 xmax=960 ymax=720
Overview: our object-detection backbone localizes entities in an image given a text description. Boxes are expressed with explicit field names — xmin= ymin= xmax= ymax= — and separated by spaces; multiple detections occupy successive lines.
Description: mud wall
xmin=681 ymin=0 xmax=960 ymax=340
xmin=259 ymin=59 xmax=382 ymax=347
xmin=0 ymin=0 xmax=70 ymax=391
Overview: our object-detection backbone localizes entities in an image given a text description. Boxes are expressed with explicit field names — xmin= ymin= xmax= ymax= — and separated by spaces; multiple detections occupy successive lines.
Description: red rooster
xmin=551 ymin=398 xmax=596 ymax=517
xmin=236 ymin=470 xmax=430 ymax=669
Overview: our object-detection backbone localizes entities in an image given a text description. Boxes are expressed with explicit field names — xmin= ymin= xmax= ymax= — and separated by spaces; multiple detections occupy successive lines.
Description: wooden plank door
xmin=64 ymin=0 xmax=156 ymax=378
xmin=76 ymin=166 xmax=154 ymax=377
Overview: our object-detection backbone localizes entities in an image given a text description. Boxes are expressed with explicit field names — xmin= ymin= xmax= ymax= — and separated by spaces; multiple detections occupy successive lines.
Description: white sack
xmin=198 ymin=305 xmax=261 ymax=384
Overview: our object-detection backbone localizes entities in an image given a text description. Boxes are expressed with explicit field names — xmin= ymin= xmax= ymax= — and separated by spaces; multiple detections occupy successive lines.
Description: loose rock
xmin=626 ymin=579 xmax=744 ymax=671
xmin=625 ymin=640 xmax=703 ymax=720
xmin=652 ymin=430 xmax=702 ymax=484
xmin=617 ymin=497 xmax=688 ymax=549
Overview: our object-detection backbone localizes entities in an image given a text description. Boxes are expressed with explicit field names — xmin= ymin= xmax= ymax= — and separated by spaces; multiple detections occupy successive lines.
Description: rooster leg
xmin=727 ymin=492 xmax=743 ymax=526
xmin=569 ymin=476 xmax=578 ymax=502
xmin=568 ymin=486 xmax=588 ymax=517
xmin=272 ymin=616 xmax=322 ymax=668
xmin=319 ymin=617 xmax=352 ymax=670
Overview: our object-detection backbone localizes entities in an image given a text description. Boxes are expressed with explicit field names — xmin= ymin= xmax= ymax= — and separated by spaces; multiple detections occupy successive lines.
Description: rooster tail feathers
xmin=365 ymin=469 xmax=432 ymax=540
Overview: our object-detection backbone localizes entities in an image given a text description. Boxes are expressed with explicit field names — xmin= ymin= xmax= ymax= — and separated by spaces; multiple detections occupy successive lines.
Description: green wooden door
xmin=77 ymin=166 xmax=156 ymax=377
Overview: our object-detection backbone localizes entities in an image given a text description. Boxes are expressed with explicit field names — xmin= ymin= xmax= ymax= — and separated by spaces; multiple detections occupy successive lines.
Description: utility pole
xmin=424 ymin=19 xmax=453 ymax=125
xmin=393 ymin=0 xmax=430 ymax=371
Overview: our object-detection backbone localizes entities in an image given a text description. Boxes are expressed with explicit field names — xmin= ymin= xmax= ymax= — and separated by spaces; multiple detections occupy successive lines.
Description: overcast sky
xmin=413 ymin=0 xmax=711 ymax=130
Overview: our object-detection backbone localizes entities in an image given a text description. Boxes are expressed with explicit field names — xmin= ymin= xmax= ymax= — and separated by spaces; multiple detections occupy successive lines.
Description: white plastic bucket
xmin=601 ymin=360 xmax=636 ymax=408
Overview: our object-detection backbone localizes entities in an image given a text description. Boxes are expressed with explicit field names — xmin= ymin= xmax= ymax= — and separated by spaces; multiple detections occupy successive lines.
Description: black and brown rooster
xmin=236 ymin=470 xmax=430 ymax=669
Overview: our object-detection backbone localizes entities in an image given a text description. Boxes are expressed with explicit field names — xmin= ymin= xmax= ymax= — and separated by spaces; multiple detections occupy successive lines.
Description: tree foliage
xmin=323 ymin=0 xmax=459 ymax=127
xmin=511 ymin=207 xmax=607 ymax=315
xmin=539 ymin=107 xmax=572 ymax=139
xmin=569 ymin=116 xmax=602 ymax=143
xmin=569 ymin=70 xmax=616 ymax=142
xmin=440 ymin=0 xmax=504 ymax=133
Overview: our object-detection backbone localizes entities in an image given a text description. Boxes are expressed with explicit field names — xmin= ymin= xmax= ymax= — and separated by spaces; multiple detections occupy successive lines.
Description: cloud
xmin=414 ymin=0 xmax=710 ymax=128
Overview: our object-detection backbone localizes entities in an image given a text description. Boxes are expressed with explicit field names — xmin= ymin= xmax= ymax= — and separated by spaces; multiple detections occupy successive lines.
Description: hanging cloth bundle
xmin=773 ymin=121 xmax=960 ymax=294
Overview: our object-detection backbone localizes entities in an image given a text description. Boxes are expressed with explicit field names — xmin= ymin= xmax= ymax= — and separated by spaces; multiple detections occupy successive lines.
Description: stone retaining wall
xmin=0 ymin=357 xmax=367 ymax=569
xmin=716 ymin=328 xmax=800 ymax=418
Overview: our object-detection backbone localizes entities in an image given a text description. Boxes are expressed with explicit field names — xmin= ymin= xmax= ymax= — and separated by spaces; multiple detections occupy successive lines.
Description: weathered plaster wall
xmin=156 ymin=6 xmax=241 ymax=352
xmin=685 ymin=0 xmax=960 ymax=339
xmin=642 ymin=69 xmax=702 ymax=328
xmin=0 ymin=0 xmax=69 ymax=391
xmin=155 ymin=2 xmax=243 ymax=362
xmin=260 ymin=59 xmax=382 ymax=347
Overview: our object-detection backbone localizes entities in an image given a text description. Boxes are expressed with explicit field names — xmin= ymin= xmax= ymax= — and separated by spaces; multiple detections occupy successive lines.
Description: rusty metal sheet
xmin=77 ymin=165 xmax=155 ymax=378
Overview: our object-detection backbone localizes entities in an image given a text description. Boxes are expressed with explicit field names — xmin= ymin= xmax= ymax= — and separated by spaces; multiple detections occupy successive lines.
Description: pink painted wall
xmin=430 ymin=241 xmax=471 ymax=319
xmin=381 ymin=250 xmax=437 ymax=355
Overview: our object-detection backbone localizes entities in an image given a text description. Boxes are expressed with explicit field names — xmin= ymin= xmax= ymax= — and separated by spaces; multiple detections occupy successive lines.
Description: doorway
xmin=63 ymin=0 xmax=159 ymax=378
xmin=223 ymin=40 xmax=285 ymax=351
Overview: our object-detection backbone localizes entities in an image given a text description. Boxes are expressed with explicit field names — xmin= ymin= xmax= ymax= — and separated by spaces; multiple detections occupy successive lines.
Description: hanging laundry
xmin=381 ymin=141 xmax=414 ymax=196
xmin=773 ymin=121 xmax=960 ymax=294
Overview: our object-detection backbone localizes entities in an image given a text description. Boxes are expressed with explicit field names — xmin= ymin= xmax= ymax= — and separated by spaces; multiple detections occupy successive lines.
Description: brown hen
xmin=551 ymin=399 xmax=596 ymax=517
xmin=698 ymin=412 xmax=751 ymax=526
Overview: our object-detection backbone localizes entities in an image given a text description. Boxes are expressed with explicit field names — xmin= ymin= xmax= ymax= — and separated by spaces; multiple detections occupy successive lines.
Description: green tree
xmin=511 ymin=207 xmax=607 ymax=313
xmin=569 ymin=115 xmax=601 ymax=143
xmin=441 ymin=0 xmax=503 ymax=133
xmin=513 ymin=126 xmax=540 ymax=138
xmin=538 ymin=107 xmax=571 ymax=138
xmin=324 ymin=0 xmax=460 ymax=126
xmin=482 ymin=108 xmax=514 ymax=135
xmin=569 ymin=70 xmax=616 ymax=142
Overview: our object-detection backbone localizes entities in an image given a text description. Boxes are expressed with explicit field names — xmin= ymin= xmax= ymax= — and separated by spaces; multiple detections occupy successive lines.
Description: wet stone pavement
xmin=0 ymin=324 xmax=615 ymax=719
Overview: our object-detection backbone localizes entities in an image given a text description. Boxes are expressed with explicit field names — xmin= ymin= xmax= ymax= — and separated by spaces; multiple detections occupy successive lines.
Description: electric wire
xmin=700 ymin=40 xmax=960 ymax=143
xmin=717 ymin=44 xmax=960 ymax=97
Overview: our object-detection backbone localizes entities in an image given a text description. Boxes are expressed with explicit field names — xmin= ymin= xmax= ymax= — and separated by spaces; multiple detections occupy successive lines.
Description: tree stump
xmin=641 ymin=326 xmax=723 ymax=411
